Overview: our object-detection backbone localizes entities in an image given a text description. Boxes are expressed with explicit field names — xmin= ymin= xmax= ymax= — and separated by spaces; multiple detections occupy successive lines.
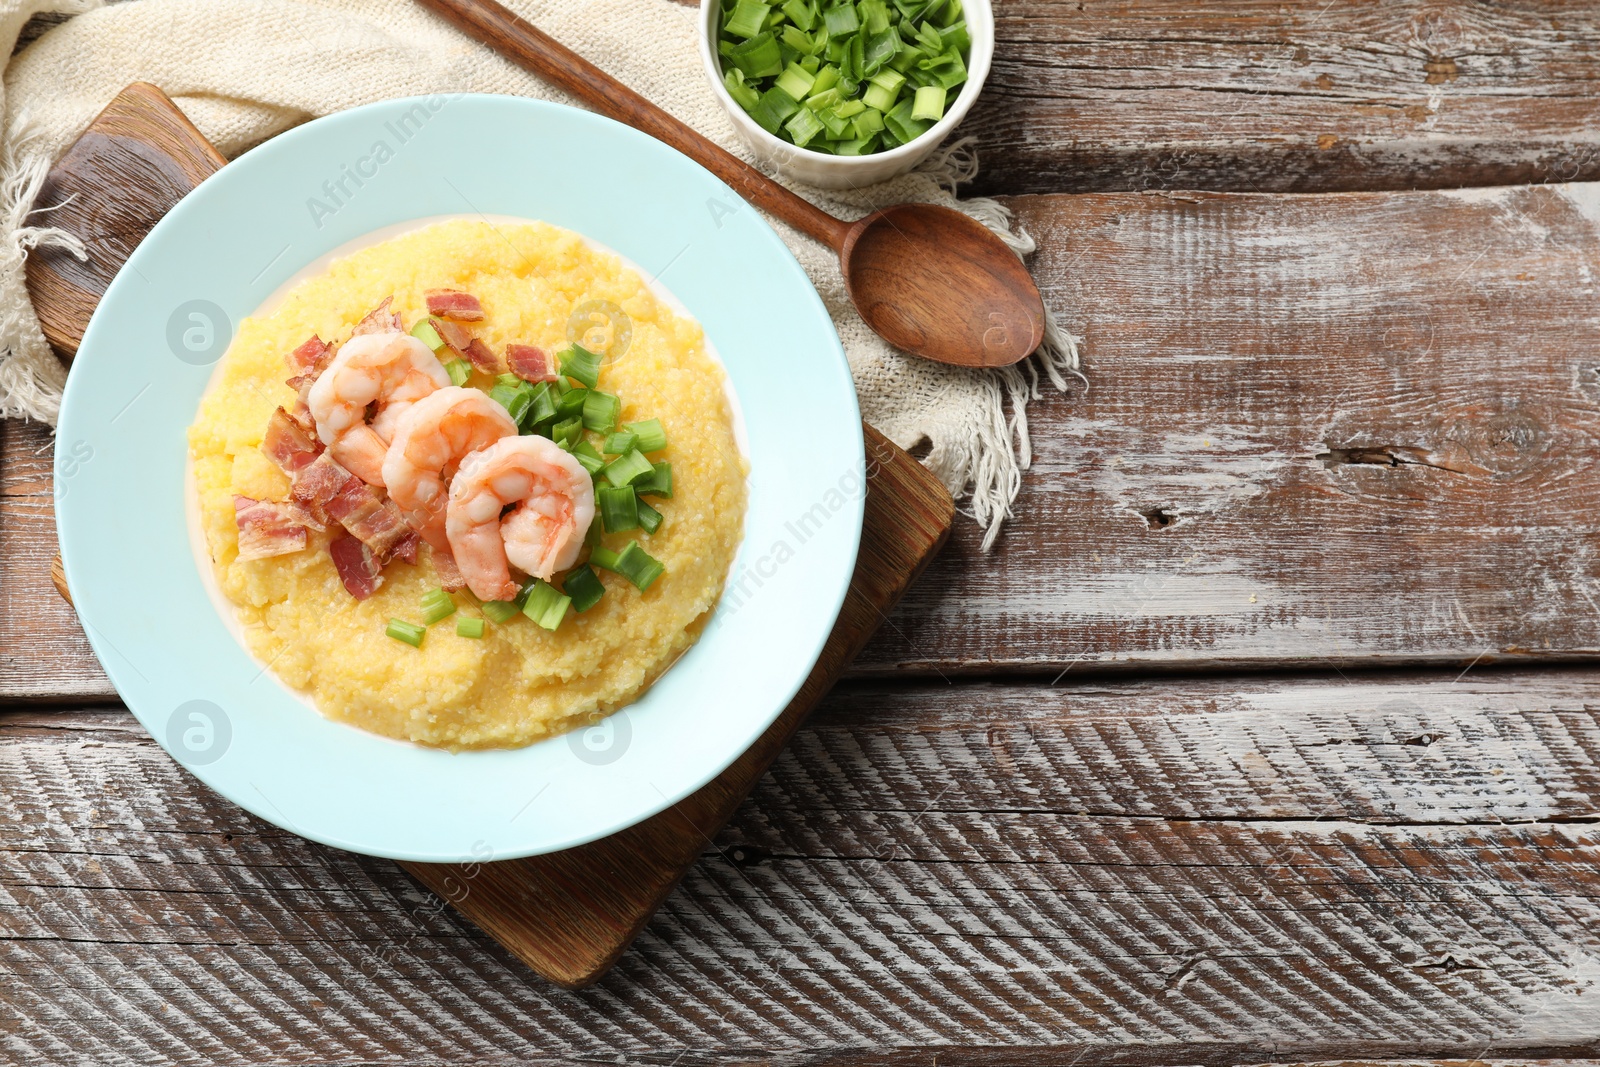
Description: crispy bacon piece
xmin=425 ymin=289 xmax=485 ymax=321
xmin=233 ymin=496 xmax=310 ymax=561
xmin=284 ymin=336 xmax=335 ymax=419
xmin=288 ymin=334 xmax=333 ymax=375
xmin=325 ymin=482 xmax=413 ymax=562
xmin=328 ymin=531 xmax=383 ymax=600
xmin=351 ymin=296 xmax=402 ymax=336
xmin=390 ymin=533 xmax=420 ymax=566
xmin=465 ymin=338 xmax=502 ymax=376
xmin=430 ymin=316 xmax=473 ymax=354
xmin=290 ymin=452 xmax=415 ymax=563
xmin=289 ymin=452 xmax=352 ymax=526
xmin=505 ymin=343 xmax=553 ymax=382
xmin=261 ymin=406 xmax=323 ymax=475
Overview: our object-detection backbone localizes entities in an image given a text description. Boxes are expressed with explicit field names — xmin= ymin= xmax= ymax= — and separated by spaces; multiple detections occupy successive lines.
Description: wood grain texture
xmin=17 ymin=182 xmax=1600 ymax=694
xmin=857 ymin=182 xmax=1600 ymax=676
xmin=0 ymin=419 xmax=107 ymax=701
xmin=23 ymin=82 xmax=224 ymax=359
xmin=968 ymin=0 xmax=1600 ymax=197
xmin=8 ymin=669 xmax=1600 ymax=1062
xmin=402 ymin=423 xmax=951 ymax=987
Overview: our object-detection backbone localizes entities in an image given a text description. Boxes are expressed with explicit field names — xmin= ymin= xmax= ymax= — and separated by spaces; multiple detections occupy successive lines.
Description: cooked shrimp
xmin=306 ymin=333 xmax=451 ymax=485
xmin=382 ymin=386 xmax=517 ymax=550
xmin=447 ymin=436 xmax=595 ymax=602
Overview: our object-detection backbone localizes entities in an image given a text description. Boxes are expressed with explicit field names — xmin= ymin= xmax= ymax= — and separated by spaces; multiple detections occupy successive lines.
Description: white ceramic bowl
xmin=698 ymin=0 xmax=993 ymax=189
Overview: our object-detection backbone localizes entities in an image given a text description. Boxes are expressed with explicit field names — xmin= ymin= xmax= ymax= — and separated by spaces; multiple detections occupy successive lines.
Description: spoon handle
xmin=417 ymin=0 xmax=855 ymax=251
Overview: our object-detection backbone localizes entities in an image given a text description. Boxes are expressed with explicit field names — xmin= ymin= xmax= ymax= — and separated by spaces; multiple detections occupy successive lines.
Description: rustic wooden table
xmin=7 ymin=1 xmax=1600 ymax=1061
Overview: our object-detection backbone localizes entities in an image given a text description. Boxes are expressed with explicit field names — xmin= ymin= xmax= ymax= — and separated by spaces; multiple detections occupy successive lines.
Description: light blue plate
xmin=55 ymin=94 xmax=863 ymax=863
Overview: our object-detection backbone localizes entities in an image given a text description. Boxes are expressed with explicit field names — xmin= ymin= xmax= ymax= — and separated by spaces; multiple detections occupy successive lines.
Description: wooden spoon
xmin=415 ymin=0 xmax=1045 ymax=368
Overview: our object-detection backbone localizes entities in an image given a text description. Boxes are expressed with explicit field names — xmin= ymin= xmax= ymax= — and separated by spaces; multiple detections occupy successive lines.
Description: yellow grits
xmin=187 ymin=219 xmax=747 ymax=750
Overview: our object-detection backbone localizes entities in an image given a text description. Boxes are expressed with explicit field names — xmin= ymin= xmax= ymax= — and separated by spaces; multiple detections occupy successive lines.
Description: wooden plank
xmin=14 ymin=180 xmax=1600 ymax=691
xmin=969 ymin=0 xmax=1600 ymax=197
xmin=856 ymin=182 xmax=1600 ymax=675
xmin=7 ymin=669 xmax=1600 ymax=1060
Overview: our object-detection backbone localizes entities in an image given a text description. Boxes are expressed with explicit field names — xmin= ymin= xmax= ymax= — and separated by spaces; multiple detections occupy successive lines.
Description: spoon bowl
xmin=841 ymin=202 xmax=1045 ymax=368
xmin=416 ymin=0 xmax=1046 ymax=369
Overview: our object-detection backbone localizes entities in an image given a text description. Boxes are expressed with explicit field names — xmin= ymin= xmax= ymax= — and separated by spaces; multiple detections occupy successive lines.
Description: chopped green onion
xmin=386 ymin=619 xmax=425 ymax=647
xmin=523 ymin=381 xmax=558 ymax=428
xmin=560 ymin=344 xmax=603 ymax=389
xmin=481 ymin=599 xmax=521 ymax=624
xmin=563 ymin=564 xmax=606 ymax=612
xmin=785 ymin=106 xmax=825 ymax=147
xmin=781 ymin=25 xmax=816 ymax=55
xmin=625 ymin=418 xmax=668 ymax=453
xmin=495 ymin=372 xmax=523 ymax=387
xmin=718 ymin=0 xmax=962 ymax=153
xmin=550 ymin=416 xmax=584 ymax=447
xmin=419 ymin=588 xmax=457 ymax=625
xmin=633 ymin=461 xmax=674 ymax=498
xmin=636 ymin=497 xmax=664 ymax=535
xmin=456 ymin=617 xmax=485 ymax=639
xmin=522 ymin=579 xmax=571 ymax=630
xmin=937 ymin=21 xmax=969 ymax=55
xmin=555 ymin=385 xmax=588 ymax=420
xmin=602 ymin=448 xmax=656 ymax=488
xmin=728 ymin=31 xmax=784 ymax=79
xmin=442 ymin=358 xmax=471 ymax=387
xmin=749 ymin=85 xmax=800 ymax=133
xmin=781 ymin=0 xmax=815 ymax=30
xmin=884 ymin=96 xmax=933 ymax=145
xmin=613 ymin=542 xmax=666 ymax=591
xmin=823 ymin=3 xmax=859 ymax=36
xmin=818 ymin=106 xmax=853 ymax=139
xmin=919 ymin=47 xmax=966 ymax=89
xmin=570 ymin=439 xmax=605 ymax=474
xmin=581 ymin=390 xmax=621 ymax=434
xmin=803 ymin=88 xmax=841 ymax=115
xmin=774 ymin=61 xmax=816 ymax=100
xmin=862 ymin=68 xmax=904 ymax=110
xmin=603 ymin=430 xmax=638 ymax=455
xmin=725 ymin=0 xmax=771 ymax=38
xmin=911 ymin=84 xmax=946 ymax=122
xmin=597 ymin=484 xmax=640 ymax=533
xmin=724 ymin=68 xmax=761 ymax=111
xmin=411 ymin=319 xmax=447 ymax=352
xmin=488 ymin=381 xmax=532 ymax=424
xmin=862 ymin=25 xmax=901 ymax=75
xmin=853 ymin=107 xmax=886 ymax=138
xmin=589 ymin=545 xmax=622 ymax=573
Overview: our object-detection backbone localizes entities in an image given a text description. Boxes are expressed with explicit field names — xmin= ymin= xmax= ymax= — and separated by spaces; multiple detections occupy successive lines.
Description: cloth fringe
xmin=0 ymin=124 xmax=84 ymax=425
xmin=913 ymin=136 xmax=1085 ymax=550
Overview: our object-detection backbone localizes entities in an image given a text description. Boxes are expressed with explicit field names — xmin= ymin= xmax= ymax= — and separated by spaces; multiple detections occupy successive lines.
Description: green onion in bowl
xmin=715 ymin=0 xmax=969 ymax=156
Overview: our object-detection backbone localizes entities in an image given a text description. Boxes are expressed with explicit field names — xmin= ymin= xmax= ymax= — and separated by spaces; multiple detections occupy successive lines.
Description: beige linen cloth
xmin=0 ymin=0 xmax=1079 ymax=546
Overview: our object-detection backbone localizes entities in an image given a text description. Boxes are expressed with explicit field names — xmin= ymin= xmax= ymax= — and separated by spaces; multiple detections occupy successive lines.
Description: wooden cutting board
xmin=28 ymin=83 xmax=953 ymax=987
